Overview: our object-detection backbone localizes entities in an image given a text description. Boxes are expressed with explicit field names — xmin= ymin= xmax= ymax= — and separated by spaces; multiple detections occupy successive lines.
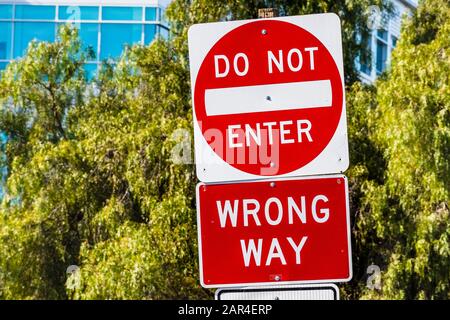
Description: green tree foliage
xmin=0 ymin=26 xmax=206 ymax=299
xmin=167 ymin=0 xmax=390 ymax=84
xmin=343 ymin=0 xmax=450 ymax=299
xmin=0 ymin=0 xmax=448 ymax=300
xmin=0 ymin=27 xmax=92 ymax=299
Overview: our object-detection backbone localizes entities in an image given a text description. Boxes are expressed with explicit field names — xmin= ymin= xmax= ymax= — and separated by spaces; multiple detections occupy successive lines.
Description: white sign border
xmin=196 ymin=174 xmax=353 ymax=288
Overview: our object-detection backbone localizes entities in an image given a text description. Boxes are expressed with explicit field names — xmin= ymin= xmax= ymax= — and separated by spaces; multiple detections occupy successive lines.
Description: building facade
xmin=0 ymin=0 xmax=170 ymax=77
xmin=1 ymin=0 xmax=419 ymax=82
xmin=358 ymin=0 xmax=418 ymax=83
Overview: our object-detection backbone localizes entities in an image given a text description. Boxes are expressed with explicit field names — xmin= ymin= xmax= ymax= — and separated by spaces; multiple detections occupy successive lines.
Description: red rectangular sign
xmin=196 ymin=175 xmax=352 ymax=288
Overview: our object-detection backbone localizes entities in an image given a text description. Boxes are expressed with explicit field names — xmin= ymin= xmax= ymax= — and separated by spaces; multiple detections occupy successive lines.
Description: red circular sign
xmin=194 ymin=20 xmax=343 ymax=176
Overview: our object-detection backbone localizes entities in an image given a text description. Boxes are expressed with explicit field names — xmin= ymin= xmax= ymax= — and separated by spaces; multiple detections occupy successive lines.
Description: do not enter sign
xmin=188 ymin=13 xmax=349 ymax=182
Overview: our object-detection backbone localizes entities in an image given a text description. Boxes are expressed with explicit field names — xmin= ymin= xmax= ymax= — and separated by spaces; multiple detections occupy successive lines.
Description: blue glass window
xmin=102 ymin=7 xmax=142 ymax=21
xmin=144 ymin=25 xmax=156 ymax=44
xmin=145 ymin=7 xmax=157 ymax=21
xmin=360 ymin=61 xmax=371 ymax=75
xmin=0 ymin=5 xmax=13 ymax=19
xmin=159 ymin=26 xmax=169 ymax=40
xmin=377 ymin=29 xmax=388 ymax=41
xmin=15 ymin=5 xmax=55 ymax=20
xmin=359 ymin=35 xmax=372 ymax=76
xmin=0 ymin=62 xmax=7 ymax=71
xmin=59 ymin=6 xmax=99 ymax=21
xmin=14 ymin=22 xmax=55 ymax=58
xmin=58 ymin=23 xmax=98 ymax=59
xmin=84 ymin=63 xmax=97 ymax=80
xmin=101 ymin=24 xmax=141 ymax=59
xmin=376 ymin=40 xmax=387 ymax=74
xmin=0 ymin=22 xmax=12 ymax=60
xmin=392 ymin=36 xmax=398 ymax=48
xmin=79 ymin=23 xmax=98 ymax=59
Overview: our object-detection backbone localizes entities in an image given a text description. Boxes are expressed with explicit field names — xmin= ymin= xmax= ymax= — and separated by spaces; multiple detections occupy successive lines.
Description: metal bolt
xmin=270 ymin=182 xmax=276 ymax=187
xmin=270 ymin=162 xmax=275 ymax=168
xmin=261 ymin=29 xmax=267 ymax=35
xmin=337 ymin=179 xmax=341 ymax=184
xmin=274 ymin=275 xmax=281 ymax=281
xmin=266 ymin=95 xmax=271 ymax=101
xmin=274 ymin=296 xmax=280 ymax=300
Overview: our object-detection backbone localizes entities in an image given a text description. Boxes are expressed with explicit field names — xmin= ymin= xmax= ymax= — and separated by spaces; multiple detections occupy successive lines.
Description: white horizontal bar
xmin=205 ymin=80 xmax=332 ymax=116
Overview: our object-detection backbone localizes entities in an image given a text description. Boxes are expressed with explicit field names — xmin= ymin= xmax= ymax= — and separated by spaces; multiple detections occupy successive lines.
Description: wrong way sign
xmin=196 ymin=175 xmax=352 ymax=288
xmin=188 ymin=13 xmax=349 ymax=182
